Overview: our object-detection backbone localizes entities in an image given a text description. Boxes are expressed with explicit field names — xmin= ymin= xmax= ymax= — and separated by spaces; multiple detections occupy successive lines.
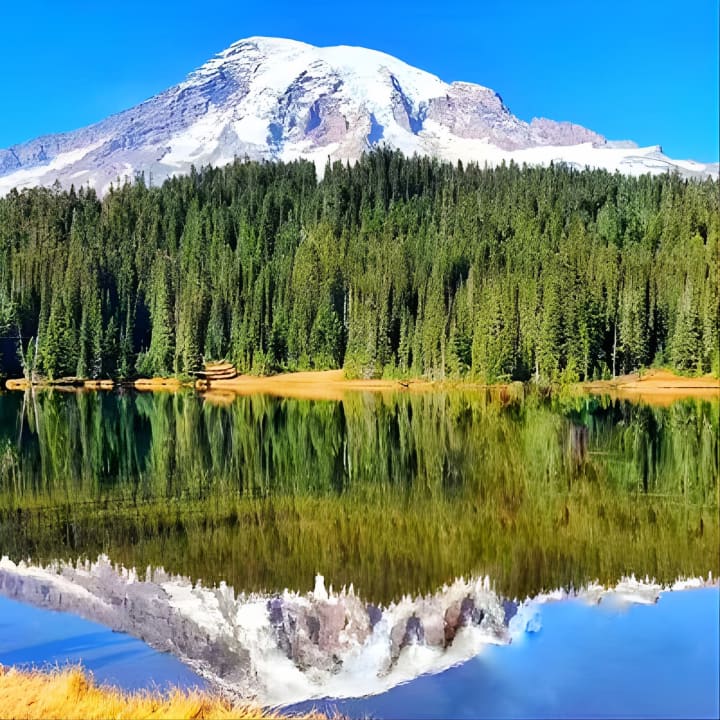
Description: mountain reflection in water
xmin=287 ymin=588 xmax=720 ymax=719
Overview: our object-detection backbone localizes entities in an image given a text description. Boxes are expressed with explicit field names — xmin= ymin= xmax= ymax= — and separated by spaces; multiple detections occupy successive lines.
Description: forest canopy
xmin=0 ymin=150 xmax=717 ymax=382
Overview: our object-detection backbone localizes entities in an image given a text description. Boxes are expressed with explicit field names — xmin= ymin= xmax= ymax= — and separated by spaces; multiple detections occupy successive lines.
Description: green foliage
xmin=0 ymin=153 xmax=717 ymax=381
xmin=309 ymin=301 xmax=343 ymax=369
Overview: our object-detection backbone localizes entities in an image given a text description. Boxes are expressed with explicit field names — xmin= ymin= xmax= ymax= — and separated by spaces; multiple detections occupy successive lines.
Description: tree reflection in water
xmin=0 ymin=389 xmax=716 ymax=603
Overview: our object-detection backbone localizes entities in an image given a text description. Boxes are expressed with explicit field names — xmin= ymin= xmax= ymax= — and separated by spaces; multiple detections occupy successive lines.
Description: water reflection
xmin=0 ymin=390 xmax=717 ymax=603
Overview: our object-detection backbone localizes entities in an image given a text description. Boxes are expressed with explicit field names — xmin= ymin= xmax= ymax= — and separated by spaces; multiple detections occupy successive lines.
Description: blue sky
xmin=2 ymin=1 xmax=717 ymax=161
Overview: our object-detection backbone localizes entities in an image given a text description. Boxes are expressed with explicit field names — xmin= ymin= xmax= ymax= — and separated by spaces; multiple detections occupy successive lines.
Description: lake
xmin=0 ymin=387 xmax=718 ymax=707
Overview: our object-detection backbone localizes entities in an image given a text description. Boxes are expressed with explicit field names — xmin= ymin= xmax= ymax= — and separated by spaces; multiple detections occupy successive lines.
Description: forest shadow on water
xmin=0 ymin=388 xmax=717 ymax=604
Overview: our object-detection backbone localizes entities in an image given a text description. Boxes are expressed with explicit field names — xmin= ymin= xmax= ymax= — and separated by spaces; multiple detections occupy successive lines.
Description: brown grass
xmin=0 ymin=665 xmax=326 ymax=720
xmin=7 ymin=367 xmax=717 ymax=405
xmin=199 ymin=368 xmax=720 ymax=405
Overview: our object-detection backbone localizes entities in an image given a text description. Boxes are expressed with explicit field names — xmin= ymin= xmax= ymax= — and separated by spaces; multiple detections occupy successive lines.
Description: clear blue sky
xmin=2 ymin=1 xmax=717 ymax=161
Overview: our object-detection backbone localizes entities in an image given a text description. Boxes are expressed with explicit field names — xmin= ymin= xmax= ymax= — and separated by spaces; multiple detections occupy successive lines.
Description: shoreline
xmin=196 ymin=369 xmax=436 ymax=402
xmin=579 ymin=369 xmax=720 ymax=406
xmin=3 ymin=368 xmax=718 ymax=404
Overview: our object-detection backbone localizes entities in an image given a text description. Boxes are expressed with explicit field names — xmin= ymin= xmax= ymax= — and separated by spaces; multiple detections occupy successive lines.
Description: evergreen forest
xmin=0 ymin=150 xmax=717 ymax=382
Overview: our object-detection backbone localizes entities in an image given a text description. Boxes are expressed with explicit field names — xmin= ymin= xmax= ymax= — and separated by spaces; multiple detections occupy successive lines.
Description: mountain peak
xmin=0 ymin=37 xmax=715 ymax=196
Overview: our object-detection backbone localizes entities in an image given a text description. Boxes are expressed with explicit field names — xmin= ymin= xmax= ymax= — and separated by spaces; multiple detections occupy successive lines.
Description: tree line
xmin=0 ymin=150 xmax=717 ymax=381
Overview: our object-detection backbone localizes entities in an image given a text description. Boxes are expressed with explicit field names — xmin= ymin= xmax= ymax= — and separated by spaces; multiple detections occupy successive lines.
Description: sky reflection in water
xmin=0 ymin=595 xmax=206 ymax=692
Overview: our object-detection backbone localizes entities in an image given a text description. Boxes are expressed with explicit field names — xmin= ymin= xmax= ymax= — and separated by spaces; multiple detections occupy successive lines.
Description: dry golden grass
xmin=194 ymin=367 xmax=720 ymax=405
xmin=8 ymin=367 xmax=716 ymax=405
xmin=0 ymin=665 xmax=326 ymax=720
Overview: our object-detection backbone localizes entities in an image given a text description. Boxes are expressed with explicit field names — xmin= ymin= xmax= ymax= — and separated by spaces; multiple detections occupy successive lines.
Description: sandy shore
xmin=4 ymin=368 xmax=718 ymax=405
xmin=197 ymin=369 xmax=434 ymax=401
xmin=196 ymin=368 xmax=720 ymax=404
xmin=582 ymin=369 xmax=720 ymax=406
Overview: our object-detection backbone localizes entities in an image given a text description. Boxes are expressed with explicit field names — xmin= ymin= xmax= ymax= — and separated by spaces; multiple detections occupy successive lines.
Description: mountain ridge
xmin=0 ymin=36 xmax=716 ymax=195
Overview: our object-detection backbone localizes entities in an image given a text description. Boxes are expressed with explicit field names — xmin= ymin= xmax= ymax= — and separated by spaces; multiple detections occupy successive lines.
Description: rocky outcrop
xmin=425 ymin=82 xmax=530 ymax=149
xmin=529 ymin=117 xmax=606 ymax=147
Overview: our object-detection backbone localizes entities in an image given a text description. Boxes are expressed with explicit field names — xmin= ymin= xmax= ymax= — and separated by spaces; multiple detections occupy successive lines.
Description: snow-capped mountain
xmin=0 ymin=36 xmax=716 ymax=195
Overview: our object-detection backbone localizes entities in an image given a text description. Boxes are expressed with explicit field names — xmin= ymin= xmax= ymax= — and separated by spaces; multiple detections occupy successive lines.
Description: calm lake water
xmin=0 ymin=389 xmax=717 ymax=602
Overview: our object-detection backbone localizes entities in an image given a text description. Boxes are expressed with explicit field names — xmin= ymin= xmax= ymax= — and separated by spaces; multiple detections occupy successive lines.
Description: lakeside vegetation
xmin=0 ymin=152 xmax=717 ymax=383
xmin=0 ymin=665 xmax=323 ymax=720
xmin=0 ymin=389 xmax=716 ymax=602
